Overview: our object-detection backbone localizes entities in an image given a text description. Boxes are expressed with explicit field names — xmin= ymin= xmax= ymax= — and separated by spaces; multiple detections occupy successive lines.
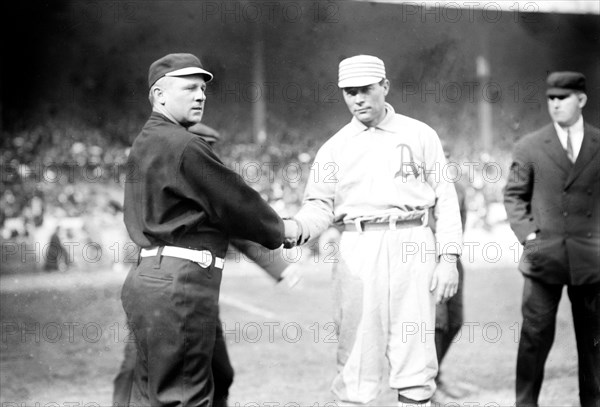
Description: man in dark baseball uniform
xmin=114 ymin=122 xmax=296 ymax=407
xmin=121 ymin=53 xmax=297 ymax=406
xmin=504 ymin=71 xmax=600 ymax=407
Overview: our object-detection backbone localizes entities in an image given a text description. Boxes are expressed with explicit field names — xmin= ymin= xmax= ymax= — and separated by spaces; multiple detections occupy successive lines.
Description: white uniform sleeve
xmin=294 ymin=143 xmax=336 ymax=242
xmin=424 ymin=130 xmax=463 ymax=257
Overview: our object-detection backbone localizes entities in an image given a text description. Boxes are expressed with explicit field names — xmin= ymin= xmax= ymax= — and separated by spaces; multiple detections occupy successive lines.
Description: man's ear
xmin=382 ymin=79 xmax=390 ymax=96
xmin=577 ymin=92 xmax=588 ymax=109
xmin=151 ymin=85 xmax=166 ymax=105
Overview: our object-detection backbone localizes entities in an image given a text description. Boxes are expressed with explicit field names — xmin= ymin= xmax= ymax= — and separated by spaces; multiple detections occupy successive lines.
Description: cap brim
xmin=165 ymin=67 xmax=214 ymax=82
xmin=546 ymin=87 xmax=574 ymax=96
xmin=338 ymin=76 xmax=383 ymax=89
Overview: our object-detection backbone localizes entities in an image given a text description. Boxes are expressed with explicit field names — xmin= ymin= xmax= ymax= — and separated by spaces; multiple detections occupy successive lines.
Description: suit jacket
xmin=504 ymin=121 xmax=600 ymax=285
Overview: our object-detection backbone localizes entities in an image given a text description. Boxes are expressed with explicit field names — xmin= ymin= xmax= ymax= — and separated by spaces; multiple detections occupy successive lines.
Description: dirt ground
xmin=0 ymin=224 xmax=581 ymax=406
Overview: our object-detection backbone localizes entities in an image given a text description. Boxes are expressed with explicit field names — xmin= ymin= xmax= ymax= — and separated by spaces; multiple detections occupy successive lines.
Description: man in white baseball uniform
xmin=290 ymin=55 xmax=463 ymax=406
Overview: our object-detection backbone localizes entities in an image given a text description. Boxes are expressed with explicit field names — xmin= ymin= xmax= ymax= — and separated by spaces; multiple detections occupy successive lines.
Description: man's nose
xmin=195 ymin=89 xmax=206 ymax=101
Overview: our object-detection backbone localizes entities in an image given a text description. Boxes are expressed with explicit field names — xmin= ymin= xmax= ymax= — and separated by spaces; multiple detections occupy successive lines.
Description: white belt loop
xmin=354 ymin=218 xmax=364 ymax=234
xmin=141 ymin=248 xmax=159 ymax=256
xmin=422 ymin=209 xmax=429 ymax=228
xmin=389 ymin=214 xmax=398 ymax=231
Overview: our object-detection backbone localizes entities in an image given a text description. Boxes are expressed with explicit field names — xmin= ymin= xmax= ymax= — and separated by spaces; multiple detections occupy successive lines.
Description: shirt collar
xmin=553 ymin=115 xmax=584 ymax=136
xmin=349 ymin=103 xmax=396 ymax=135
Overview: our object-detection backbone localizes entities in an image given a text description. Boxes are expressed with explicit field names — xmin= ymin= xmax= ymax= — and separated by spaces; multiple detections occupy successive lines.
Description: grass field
xmin=0 ymin=224 xmax=581 ymax=406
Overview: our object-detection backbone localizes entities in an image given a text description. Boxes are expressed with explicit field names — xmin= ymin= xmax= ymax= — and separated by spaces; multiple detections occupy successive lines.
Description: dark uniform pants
xmin=121 ymin=253 xmax=225 ymax=406
xmin=435 ymin=259 xmax=464 ymax=371
xmin=516 ymin=278 xmax=600 ymax=407
xmin=113 ymin=320 xmax=233 ymax=407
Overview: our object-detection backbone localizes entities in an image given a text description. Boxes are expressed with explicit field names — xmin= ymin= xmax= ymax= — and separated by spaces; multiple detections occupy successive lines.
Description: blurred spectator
xmin=29 ymin=189 xmax=45 ymax=227
xmin=43 ymin=225 xmax=71 ymax=272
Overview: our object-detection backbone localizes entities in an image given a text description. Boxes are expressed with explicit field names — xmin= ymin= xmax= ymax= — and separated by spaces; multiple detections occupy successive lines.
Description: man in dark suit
xmin=504 ymin=71 xmax=600 ymax=407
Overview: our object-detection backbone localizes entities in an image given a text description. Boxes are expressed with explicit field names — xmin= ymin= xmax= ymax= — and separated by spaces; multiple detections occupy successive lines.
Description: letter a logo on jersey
xmin=394 ymin=143 xmax=420 ymax=179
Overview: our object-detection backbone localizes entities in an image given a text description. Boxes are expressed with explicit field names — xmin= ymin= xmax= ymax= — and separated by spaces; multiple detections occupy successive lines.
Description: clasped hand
xmin=283 ymin=219 xmax=301 ymax=249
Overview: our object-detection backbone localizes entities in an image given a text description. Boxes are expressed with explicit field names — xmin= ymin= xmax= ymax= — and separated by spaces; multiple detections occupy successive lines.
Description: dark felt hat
xmin=546 ymin=71 xmax=586 ymax=96
xmin=148 ymin=53 xmax=213 ymax=88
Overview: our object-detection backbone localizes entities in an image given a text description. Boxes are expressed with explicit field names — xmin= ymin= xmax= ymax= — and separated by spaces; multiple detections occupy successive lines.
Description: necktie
xmin=566 ymin=127 xmax=575 ymax=163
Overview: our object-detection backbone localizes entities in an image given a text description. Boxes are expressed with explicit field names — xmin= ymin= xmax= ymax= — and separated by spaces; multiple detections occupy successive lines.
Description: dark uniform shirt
xmin=123 ymin=112 xmax=284 ymax=258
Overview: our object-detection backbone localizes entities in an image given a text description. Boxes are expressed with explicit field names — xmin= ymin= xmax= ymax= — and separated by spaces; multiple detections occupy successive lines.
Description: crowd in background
xmin=1 ymin=119 xmax=510 ymax=272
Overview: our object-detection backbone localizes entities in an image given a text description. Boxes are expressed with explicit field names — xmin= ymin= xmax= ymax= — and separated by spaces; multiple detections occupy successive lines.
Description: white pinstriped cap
xmin=338 ymin=55 xmax=386 ymax=88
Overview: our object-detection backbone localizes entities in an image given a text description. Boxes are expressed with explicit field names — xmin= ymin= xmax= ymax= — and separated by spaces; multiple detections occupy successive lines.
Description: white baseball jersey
xmin=295 ymin=103 xmax=463 ymax=256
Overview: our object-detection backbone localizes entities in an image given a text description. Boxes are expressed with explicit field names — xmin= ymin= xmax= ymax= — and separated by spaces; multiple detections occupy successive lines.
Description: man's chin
xmin=552 ymin=116 xmax=575 ymax=127
xmin=189 ymin=115 xmax=204 ymax=124
xmin=355 ymin=113 xmax=373 ymax=123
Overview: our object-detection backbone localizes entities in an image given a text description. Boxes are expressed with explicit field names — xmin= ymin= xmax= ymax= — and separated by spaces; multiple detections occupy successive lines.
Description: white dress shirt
xmin=554 ymin=115 xmax=584 ymax=162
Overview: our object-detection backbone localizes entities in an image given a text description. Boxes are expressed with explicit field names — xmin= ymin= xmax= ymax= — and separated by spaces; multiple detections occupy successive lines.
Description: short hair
xmin=148 ymin=77 xmax=171 ymax=105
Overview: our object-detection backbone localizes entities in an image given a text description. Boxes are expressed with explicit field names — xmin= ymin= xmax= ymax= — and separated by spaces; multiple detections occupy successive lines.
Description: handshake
xmin=282 ymin=218 xmax=305 ymax=249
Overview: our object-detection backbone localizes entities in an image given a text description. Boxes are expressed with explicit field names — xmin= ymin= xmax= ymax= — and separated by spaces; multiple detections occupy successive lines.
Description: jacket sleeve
xmin=455 ymin=182 xmax=468 ymax=233
xmin=178 ymin=138 xmax=284 ymax=249
xmin=503 ymin=140 xmax=537 ymax=244
xmin=229 ymin=238 xmax=290 ymax=282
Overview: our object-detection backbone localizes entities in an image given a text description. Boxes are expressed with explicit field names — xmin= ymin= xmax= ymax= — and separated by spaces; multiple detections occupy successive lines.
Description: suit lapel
xmin=565 ymin=123 xmax=600 ymax=188
xmin=541 ymin=124 xmax=572 ymax=175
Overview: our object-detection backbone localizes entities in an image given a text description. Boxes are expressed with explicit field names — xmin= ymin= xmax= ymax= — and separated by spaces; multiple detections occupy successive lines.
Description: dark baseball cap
xmin=148 ymin=53 xmax=213 ymax=88
xmin=546 ymin=71 xmax=586 ymax=96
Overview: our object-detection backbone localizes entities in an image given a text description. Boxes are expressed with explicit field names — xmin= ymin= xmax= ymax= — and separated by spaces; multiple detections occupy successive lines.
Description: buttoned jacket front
xmin=504 ymin=121 xmax=600 ymax=285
